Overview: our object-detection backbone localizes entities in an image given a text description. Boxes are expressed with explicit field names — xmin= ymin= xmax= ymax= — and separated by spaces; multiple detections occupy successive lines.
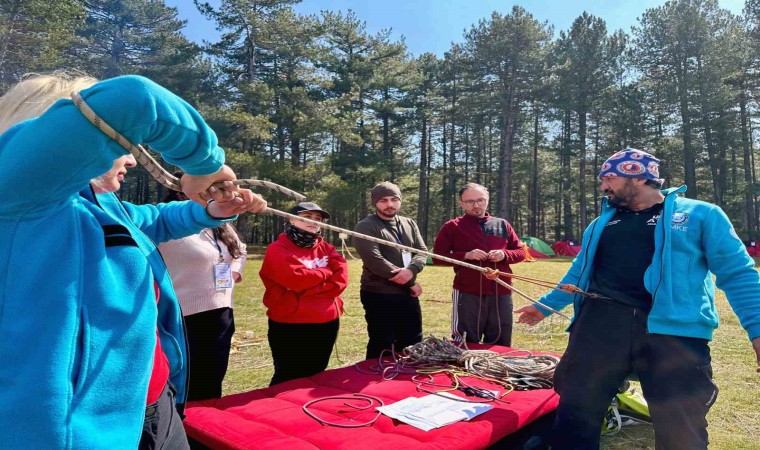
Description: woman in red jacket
xmin=259 ymin=202 xmax=348 ymax=385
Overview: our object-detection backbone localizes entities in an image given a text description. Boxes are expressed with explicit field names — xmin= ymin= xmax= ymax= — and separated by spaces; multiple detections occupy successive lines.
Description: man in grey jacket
xmin=353 ymin=182 xmax=428 ymax=359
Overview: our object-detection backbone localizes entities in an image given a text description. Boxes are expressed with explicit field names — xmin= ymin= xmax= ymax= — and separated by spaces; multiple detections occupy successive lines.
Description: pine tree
xmin=0 ymin=0 xmax=84 ymax=90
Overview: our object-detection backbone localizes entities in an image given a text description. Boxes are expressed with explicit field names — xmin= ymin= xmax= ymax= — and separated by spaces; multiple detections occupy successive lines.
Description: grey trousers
xmin=451 ymin=290 xmax=513 ymax=346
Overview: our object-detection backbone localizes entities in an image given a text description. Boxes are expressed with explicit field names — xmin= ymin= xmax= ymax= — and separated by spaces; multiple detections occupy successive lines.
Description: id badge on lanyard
xmin=214 ymin=263 xmax=233 ymax=289
xmin=388 ymin=219 xmax=412 ymax=267
xmin=205 ymin=229 xmax=232 ymax=289
xmin=401 ymin=250 xmax=412 ymax=267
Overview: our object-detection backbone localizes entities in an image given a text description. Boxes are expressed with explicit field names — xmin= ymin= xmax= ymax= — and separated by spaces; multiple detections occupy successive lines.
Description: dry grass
xmin=223 ymin=254 xmax=759 ymax=449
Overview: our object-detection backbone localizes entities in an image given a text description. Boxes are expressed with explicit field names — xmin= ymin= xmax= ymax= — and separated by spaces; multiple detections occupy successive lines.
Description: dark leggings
xmin=268 ymin=318 xmax=339 ymax=386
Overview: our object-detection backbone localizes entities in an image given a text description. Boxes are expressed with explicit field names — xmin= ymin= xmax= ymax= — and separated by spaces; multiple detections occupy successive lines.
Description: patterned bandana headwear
xmin=598 ymin=147 xmax=663 ymax=183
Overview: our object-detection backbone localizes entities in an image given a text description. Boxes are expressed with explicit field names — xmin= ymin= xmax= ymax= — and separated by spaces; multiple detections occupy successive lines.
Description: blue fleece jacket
xmin=537 ymin=187 xmax=760 ymax=342
xmin=0 ymin=76 xmax=230 ymax=448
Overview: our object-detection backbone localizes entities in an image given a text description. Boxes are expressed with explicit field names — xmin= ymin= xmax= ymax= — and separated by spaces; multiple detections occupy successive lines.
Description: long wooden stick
xmin=71 ymin=90 xmax=570 ymax=321
xmin=269 ymin=208 xmax=571 ymax=320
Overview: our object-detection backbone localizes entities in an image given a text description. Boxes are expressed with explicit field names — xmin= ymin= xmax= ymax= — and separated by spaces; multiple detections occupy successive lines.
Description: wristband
xmin=205 ymin=199 xmax=235 ymax=220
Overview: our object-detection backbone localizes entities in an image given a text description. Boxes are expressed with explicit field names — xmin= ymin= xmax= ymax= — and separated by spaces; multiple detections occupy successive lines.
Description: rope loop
xmin=302 ymin=393 xmax=384 ymax=428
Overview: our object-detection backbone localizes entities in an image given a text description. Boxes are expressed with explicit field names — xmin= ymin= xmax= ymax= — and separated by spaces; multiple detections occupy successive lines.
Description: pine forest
xmin=3 ymin=0 xmax=760 ymax=245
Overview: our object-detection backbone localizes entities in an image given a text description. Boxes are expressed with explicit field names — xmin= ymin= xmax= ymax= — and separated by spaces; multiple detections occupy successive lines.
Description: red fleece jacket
xmin=259 ymin=233 xmax=347 ymax=323
xmin=433 ymin=213 xmax=526 ymax=295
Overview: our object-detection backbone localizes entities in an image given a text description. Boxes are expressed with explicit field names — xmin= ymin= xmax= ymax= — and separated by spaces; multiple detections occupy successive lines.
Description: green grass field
xmin=223 ymin=254 xmax=759 ymax=449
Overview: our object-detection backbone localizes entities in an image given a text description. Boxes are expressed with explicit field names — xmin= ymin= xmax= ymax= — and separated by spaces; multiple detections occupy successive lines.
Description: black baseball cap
xmin=289 ymin=201 xmax=331 ymax=220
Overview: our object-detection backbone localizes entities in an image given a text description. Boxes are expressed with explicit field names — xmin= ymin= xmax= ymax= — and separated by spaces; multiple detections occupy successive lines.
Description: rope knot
xmin=559 ymin=283 xmax=580 ymax=294
xmin=483 ymin=268 xmax=500 ymax=280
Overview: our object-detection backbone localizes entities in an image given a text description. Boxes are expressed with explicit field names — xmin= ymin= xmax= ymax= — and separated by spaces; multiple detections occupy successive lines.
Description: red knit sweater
xmin=433 ymin=213 xmax=526 ymax=295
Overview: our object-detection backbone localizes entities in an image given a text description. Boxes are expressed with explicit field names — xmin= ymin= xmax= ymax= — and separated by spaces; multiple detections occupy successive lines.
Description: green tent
xmin=521 ymin=236 xmax=556 ymax=256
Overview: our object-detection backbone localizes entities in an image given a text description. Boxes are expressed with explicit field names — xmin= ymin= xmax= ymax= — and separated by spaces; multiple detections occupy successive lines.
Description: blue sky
xmin=165 ymin=0 xmax=746 ymax=56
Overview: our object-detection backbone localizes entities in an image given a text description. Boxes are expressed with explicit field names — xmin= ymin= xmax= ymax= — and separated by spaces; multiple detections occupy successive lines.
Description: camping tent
xmin=552 ymin=240 xmax=582 ymax=256
xmin=521 ymin=236 xmax=556 ymax=257
xmin=526 ymin=247 xmax=550 ymax=259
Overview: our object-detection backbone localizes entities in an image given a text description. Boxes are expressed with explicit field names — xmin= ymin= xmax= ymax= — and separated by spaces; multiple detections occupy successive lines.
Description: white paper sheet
xmin=376 ymin=393 xmax=493 ymax=431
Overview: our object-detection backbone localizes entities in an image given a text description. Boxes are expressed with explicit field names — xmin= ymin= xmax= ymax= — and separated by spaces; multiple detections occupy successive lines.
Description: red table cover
xmin=183 ymin=345 xmax=559 ymax=449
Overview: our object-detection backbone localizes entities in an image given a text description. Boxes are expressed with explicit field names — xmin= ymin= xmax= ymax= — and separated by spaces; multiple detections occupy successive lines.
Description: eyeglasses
xmin=462 ymin=198 xmax=488 ymax=206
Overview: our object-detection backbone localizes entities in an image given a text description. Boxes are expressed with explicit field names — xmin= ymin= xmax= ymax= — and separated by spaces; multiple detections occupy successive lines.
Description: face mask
xmin=285 ymin=223 xmax=320 ymax=248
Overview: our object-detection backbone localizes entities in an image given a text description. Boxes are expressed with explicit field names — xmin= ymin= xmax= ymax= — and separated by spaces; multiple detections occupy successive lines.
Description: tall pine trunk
xmin=578 ymin=109 xmax=588 ymax=231
xmin=562 ymin=110 xmax=573 ymax=239
xmin=417 ymin=115 xmax=429 ymax=241
xmin=529 ymin=105 xmax=540 ymax=237
xmin=676 ymin=57 xmax=696 ymax=197
xmin=497 ymin=83 xmax=517 ymax=221
xmin=740 ymin=91 xmax=757 ymax=238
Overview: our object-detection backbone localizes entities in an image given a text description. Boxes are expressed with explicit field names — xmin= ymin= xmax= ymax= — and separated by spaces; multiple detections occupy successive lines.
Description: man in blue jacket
xmin=516 ymin=148 xmax=760 ymax=450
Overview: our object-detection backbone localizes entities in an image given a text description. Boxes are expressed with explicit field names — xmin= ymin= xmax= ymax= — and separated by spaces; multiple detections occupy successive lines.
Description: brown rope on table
xmin=403 ymin=336 xmax=559 ymax=390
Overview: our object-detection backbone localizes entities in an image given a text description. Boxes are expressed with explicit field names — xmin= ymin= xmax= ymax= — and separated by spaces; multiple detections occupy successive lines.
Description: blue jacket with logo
xmin=0 ymin=76 xmax=230 ymax=448
xmin=537 ymin=186 xmax=760 ymax=342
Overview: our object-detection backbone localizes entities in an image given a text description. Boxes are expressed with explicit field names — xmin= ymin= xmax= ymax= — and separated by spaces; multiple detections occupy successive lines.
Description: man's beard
xmin=377 ymin=207 xmax=398 ymax=218
xmin=605 ymin=185 xmax=635 ymax=207
xmin=466 ymin=208 xmax=486 ymax=218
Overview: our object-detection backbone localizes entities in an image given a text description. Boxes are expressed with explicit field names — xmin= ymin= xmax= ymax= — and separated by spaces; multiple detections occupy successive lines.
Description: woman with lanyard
xmin=159 ymin=187 xmax=247 ymax=401
xmin=259 ymin=202 xmax=348 ymax=385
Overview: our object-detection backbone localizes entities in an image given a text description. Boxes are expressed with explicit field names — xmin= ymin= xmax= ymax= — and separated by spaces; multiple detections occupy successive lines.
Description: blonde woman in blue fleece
xmin=0 ymin=73 xmax=267 ymax=449
xmin=517 ymin=148 xmax=760 ymax=450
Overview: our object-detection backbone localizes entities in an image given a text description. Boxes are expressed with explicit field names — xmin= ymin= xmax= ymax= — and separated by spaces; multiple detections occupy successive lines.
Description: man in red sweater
xmin=433 ymin=183 xmax=527 ymax=346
